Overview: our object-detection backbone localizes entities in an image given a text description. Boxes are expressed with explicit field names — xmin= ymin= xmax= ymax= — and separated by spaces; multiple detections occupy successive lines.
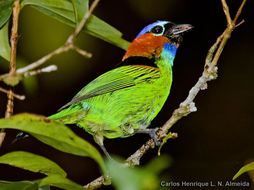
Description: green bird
xmin=50 ymin=21 xmax=192 ymax=158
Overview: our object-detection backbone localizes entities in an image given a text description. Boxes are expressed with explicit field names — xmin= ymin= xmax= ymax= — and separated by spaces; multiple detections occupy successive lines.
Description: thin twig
xmin=9 ymin=46 xmax=91 ymax=76
xmin=235 ymin=19 xmax=245 ymax=28
xmin=16 ymin=46 xmax=70 ymax=74
xmin=15 ymin=0 xmax=100 ymax=74
xmin=221 ymin=0 xmax=233 ymax=27
xmin=0 ymin=87 xmax=25 ymax=100
xmin=67 ymin=0 xmax=101 ymax=44
xmin=0 ymin=0 xmax=100 ymax=147
xmin=0 ymin=0 xmax=99 ymax=83
xmin=233 ymin=0 xmax=247 ymax=24
xmin=84 ymin=176 xmax=106 ymax=190
xmin=5 ymin=90 xmax=14 ymax=118
xmin=72 ymin=46 xmax=92 ymax=58
xmin=9 ymin=0 xmax=20 ymax=74
xmin=6 ymin=0 xmax=21 ymax=113
xmin=0 ymin=0 xmax=21 ymax=147
xmin=84 ymin=0 xmax=247 ymax=189
xmin=23 ymin=65 xmax=58 ymax=77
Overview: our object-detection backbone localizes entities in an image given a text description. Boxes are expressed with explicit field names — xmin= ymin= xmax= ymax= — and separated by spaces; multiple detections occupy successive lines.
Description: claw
xmin=136 ymin=127 xmax=161 ymax=146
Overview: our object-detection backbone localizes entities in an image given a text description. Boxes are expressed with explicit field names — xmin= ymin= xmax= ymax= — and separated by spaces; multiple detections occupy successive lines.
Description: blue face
xmin=136 ymin=20 xmax=172 ymax=38
xmin=136 ymin=21 xmax=178 ymax=66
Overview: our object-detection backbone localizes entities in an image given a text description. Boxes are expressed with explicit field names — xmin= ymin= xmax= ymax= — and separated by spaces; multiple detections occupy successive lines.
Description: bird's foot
xmin=136 ymin=128 xmax=161 ymax=146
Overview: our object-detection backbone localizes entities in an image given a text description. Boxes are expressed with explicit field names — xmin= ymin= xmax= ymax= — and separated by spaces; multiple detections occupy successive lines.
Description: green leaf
xmin=145 ymin=155 xmax=171 ymax=174
xmin=0 ymin=151 xmax=67 ymax=176
xmin=21 ymin=0 xmax=75 ymax=26
xmin=0 ymin=22 xmax=11 ymax=61
xmin=158 ymin=132 xmax=177 ymax=156
xmin=0 ymin=0 xmax=13 ymax=29
xmin=0 ymin=181 xmax=38 ymax=190
xmin=0 ymin=177 xmax=83 ymax=190
xmin=38 ymin=186 xmax=50 ymax=190
xmin=0 ymin=113 xmax=106 ymax=173
xmin=233 ymin=161 xmax=254 ymax=180
xmin=71 ymin=0 xmax=88 ymax=24
xmin=86 ymin=16 xmax=130 ymax=50
xmin=21 ymin=0 xmax=129 ymax=49
xmin=107 ymin=156 xmax=171 ymax=190
xmin=39 ymin=175 xmax=84 ymax=190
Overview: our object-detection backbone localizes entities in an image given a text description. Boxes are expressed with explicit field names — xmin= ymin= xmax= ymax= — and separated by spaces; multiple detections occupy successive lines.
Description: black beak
xmin=171 ymin=24 xmax=193 ymax=35
xmin=164 ymin=23 xmax=193 ymax=44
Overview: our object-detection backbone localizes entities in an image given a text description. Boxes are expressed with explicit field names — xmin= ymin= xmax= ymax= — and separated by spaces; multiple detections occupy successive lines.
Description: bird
xmin=49 ymin=20 xmax=192 ymax=158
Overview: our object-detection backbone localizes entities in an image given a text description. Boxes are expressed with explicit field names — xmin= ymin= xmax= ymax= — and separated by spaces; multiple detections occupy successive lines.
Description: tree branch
xmin=84 ymin=0 xmax=247 ymax=189
xmin=0 ymin=0 xmax=99 ymax=83
xmin=11 ymin=0 xmax=100 ymax=74
xmin=0 ymin=87 xmax=25 ymax=100
xmin=0 ymin=0 xmax=101 ymax=147
xmin=0 ymin=0 xmax=21 ymax=147
xmin=9 ymin=0 xmax=20 ymax=74
xmin=66 ymin=0 xmax=101 ymax=44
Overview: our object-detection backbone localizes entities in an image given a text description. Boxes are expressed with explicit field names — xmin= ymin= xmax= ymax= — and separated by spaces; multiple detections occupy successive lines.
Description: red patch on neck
xmin=122 ymin=33 xmax=170 ymax=61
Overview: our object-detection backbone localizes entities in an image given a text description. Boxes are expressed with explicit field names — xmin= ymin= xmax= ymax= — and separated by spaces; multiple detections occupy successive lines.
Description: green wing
xmin=60 ymin=65 xmax=160 ymax=109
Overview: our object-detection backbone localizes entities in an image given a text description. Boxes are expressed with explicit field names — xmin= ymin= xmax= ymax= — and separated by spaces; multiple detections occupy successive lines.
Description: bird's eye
xmin=151 ymin=25 xmax=164 ymax=35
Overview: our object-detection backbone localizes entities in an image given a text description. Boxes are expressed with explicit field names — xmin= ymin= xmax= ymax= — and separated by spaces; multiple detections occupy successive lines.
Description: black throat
xmin=119 ymin=56 xmax=157 ymax=68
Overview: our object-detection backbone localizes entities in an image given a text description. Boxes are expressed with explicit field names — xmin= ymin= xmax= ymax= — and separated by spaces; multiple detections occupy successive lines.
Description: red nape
xmin=122 ymin=33 xmax=170 ymax=61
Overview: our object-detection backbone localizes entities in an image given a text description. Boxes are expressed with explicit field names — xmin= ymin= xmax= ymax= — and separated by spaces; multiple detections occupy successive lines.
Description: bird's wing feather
xmin=60 ymin=65 xmax=160 ymax=110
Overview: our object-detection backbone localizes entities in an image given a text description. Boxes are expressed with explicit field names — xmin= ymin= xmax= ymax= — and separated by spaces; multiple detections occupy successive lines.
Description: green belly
xmin=78 ymin=78 xmax=171 ymax=139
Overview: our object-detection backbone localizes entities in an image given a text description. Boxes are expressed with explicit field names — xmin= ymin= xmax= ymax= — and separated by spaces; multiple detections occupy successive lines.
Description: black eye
xmin=151 ymin=25 xmax=164 ymax=34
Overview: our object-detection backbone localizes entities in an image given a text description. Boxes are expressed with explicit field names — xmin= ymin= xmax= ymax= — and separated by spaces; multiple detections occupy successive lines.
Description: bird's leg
xmin=136 ymin=127 xmax=161 ymax=146
xmin=100 ymin=144 xmax=112 ymax=160
xmin=93 ymin=134 xmax=112 ymax=160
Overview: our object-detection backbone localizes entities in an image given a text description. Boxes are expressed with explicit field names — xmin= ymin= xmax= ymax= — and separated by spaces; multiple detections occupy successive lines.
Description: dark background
xmin=0 ymin=0 xmax=254 ymax=189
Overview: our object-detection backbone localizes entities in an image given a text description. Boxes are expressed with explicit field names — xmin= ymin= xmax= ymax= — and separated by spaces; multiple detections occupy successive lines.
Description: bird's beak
xmin=164 ymin=23 xmax=193 ymax=44
xmin=170 ymin=24 xmax=193 ymax=35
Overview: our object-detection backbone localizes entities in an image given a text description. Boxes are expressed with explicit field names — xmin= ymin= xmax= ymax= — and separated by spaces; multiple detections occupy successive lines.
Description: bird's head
xmin=123 ymin=20 xmax=193 ymax=63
